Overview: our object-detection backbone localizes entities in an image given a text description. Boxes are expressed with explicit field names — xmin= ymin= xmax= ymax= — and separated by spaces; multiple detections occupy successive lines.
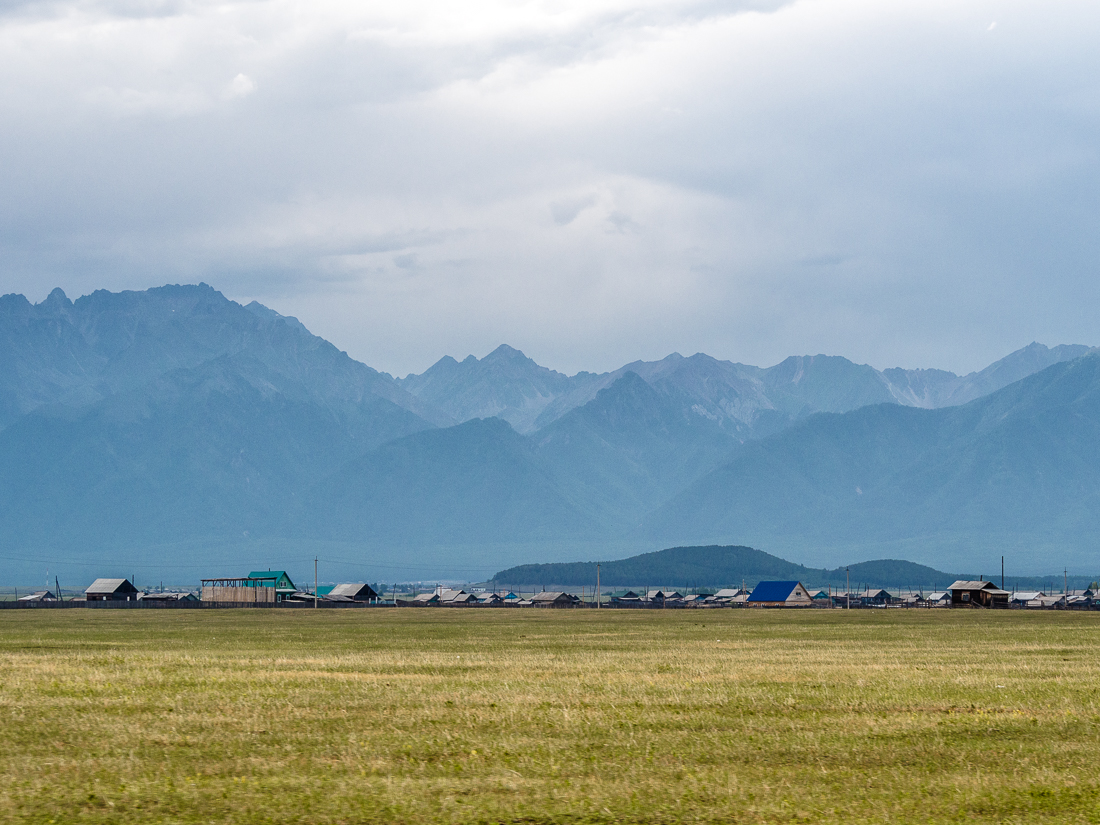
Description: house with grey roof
xmin=85 ymin=578 xmax=139 ymax=602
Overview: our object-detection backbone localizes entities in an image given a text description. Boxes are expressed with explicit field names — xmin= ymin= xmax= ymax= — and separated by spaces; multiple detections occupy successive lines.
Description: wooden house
xmin=530 ymin=591 xmax=580 ymax=607
xmin=947 ymin=580 xmax=1009 ymax=608
xmin=85 ymin=578 xmax=139 ymax=602
xmin=746 ymin=581 xmax=813 ymax=607
xmin=324 ymin=583 xmax=379 ymax=602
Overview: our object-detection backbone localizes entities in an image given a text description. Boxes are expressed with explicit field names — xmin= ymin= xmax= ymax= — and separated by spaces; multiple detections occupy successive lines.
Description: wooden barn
xmin=85 ymin=578 xmax=139 ymax=602
xmin=323 ymin=583 xmax=379 ymax=602
xmin=530 ymin=591 xmax=581 ymax=607
xmin=947 ymin=580 xmax=1010 ymax=608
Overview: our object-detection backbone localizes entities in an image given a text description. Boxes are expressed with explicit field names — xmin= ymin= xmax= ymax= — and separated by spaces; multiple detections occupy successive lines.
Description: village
xmin=4 ymin=573 xmax=1098 ymax=610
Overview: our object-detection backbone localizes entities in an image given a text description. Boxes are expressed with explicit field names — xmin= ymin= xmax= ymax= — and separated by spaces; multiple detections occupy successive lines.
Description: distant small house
xmin=947 ymin=580 xmax=1009 ymax=608
xmin=530 ymin=591 xmax=580 ymax=607
xmin=856 ymin=588 xmax=893 ymax=606
xmin=746 ymin=581 xmax=813 ymax=607
xmin=324 ymin=583 xmax=379 ymax=602
xmin=412 ymin=592 xmax=439 ymax=605
xmin=611 ymin=591 xmax=643 ymax=604
xmin=926 ymin=591 xmax=951 ymax=606
xmin=17 ymin=590 xmax=58 ymax=602
xmin=807 ymin=589 xmax=831 ymax=601
xmin=476 ymin=592 xmax=504 ymax=605
xmin=645 ymin=589 xmax=684 ymax=603
xmin=439 ymin=589 xmax=478 ymax=605
xmin=1010 ymin=591 xmax=1045 ymax=607
xmin=712 ymin=588 xmax=747 ymax=601
xmin=85 ymin=578 xmax=139 ymax=602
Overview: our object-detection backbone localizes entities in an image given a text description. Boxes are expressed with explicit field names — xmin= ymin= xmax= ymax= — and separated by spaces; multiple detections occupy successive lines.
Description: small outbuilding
xmin=85 ymin=578 xmax=139 ymax=602
xmin=324 ymin=583 xmax=379 ymax=602
xmin=746 ymin=581 xmax=813 ymax=607
xmin=947 ymin=580 xmax=1009 ymax=608
xmin=17 ymin=590 xmax=58 ymax=602
xmin=530 ymin=591 xmax=581 ymax=607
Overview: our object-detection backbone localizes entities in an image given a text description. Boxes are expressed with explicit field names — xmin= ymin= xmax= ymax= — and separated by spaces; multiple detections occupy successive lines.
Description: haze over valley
xmin=2 ymin=283 xmax=1096 ymax=584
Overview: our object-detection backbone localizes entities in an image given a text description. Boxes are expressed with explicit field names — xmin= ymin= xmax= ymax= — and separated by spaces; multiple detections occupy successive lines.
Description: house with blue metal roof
xmin=746 ymin=581 xmax=813 ymax=607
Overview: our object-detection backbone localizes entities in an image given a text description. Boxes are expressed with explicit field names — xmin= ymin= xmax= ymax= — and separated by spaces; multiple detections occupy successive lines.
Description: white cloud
xmin=226 ymin=72 xmax=255 ymax=98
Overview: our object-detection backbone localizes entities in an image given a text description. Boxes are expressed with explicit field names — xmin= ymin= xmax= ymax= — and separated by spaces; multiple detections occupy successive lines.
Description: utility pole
xmin=314 ymin=557 xmax=318 ymax=608
xmin=846 ymin=567 xmax=850 ymax=610
xmin=1065 ymin=568 xmax=1069 ymax=609
xmin=596 ymin=563 xmax=601 ymax=610
xmin=1001 ymin=556 xmax=1004 ymax=591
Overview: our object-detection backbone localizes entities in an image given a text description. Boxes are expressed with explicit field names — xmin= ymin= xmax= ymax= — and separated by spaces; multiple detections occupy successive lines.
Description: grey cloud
xmin=0 ymin=0 xmax=1098 ymax=377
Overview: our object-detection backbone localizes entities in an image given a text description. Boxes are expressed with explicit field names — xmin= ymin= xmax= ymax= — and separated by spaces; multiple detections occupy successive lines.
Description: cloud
xmin=226 ymin=73 xmax=255 ymax=99
xmin=0 ymin=0 xmax=1099 ymax=377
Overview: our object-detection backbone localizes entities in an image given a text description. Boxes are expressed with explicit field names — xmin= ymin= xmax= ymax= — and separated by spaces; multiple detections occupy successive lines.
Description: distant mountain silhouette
xmin=492 ymin=545 xmax=963 ymax=589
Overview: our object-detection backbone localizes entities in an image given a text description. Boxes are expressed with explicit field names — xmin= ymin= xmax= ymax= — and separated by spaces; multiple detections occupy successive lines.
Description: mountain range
xmin=0 ymin=282 xmax=1096 ymax=583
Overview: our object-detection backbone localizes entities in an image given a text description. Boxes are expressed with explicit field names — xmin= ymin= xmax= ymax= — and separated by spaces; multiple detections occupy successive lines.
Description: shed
xmin=17 ymin=590 xmax=58 ymax=602
xmin=530 ymin=591 xmax=580 ymax=607
xmin=85 ymin=578 xmax=139 ymax=602
xmin=746 ymin=581 xmax=813 ymax=607
xmin=325 ymin=583 xmax=379 ymax=602
xmin=926 ymin=591 xmax=951 ymax=606
xmin=947 ymin=580 xmax=1009 ymax=608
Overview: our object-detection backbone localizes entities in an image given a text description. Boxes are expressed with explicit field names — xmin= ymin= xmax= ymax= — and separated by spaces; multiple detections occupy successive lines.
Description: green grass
xmin=2 ymin=609 xmax=1100 ymax=823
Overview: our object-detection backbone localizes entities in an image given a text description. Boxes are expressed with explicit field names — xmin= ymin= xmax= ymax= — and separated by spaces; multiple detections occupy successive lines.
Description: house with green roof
xmin=246 ymin=571 xmax=298 ymax=602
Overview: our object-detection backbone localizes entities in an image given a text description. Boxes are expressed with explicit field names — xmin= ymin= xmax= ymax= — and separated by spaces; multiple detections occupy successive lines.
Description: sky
xmin=1 ymin=0 xmax=1099 ymax=378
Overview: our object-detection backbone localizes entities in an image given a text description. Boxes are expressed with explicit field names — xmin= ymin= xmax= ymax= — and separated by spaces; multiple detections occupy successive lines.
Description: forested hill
xmin=491 ymin=545 xmax=964 ymax=589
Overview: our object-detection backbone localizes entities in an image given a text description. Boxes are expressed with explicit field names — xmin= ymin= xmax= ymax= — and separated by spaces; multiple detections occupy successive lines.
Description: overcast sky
xmin=1 ymin=0 xmax=1098 ymax=377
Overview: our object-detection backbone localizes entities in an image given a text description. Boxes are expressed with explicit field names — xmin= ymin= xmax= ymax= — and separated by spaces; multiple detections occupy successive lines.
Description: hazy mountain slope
xmin=492 ymin=544 xmax=962 ymax=589
xmin=310 ymin=417 xmax=601 ymax=543
xmin=648 ymin=354 xmax=1100 ymax=569
xmin=0 ymin=354 xmax=428 ymax=551
xmin=0 ymin=283 xmax=448 ymax=430
xmin=531 ymin=372 xmax=738 ymax=520
xmin=398 ymin=344 xmax=594 ymax=432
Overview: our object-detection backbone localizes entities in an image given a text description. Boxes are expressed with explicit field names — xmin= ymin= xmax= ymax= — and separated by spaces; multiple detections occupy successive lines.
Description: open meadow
xmin=2 ymin=608 xmax=1100 ymax=823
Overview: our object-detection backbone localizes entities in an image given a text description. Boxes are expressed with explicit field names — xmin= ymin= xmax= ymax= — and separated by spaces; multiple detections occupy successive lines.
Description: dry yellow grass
xmin=2 ymin=608 xmax=1100 ymax=823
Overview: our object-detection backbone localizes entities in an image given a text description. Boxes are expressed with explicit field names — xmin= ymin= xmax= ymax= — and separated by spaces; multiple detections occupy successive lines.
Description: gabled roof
xmin=646 ymin=589 xmax=683 ymax=599
xmin=17 ymin=590 xmax=56 ymax=601
xmin=413 ymin=592 xmax=440 ymax=603
xmin=1011 ymin=591 xmax=1045 ymax=601
xmin=531 ymin=591 xmax=578 ymax=603
xmin=747 ymin=581 xmax=804 ymax=602
xmin=247 ymin=571 xmax=297 ymax=592
xmin=948 ymin=580 xmax=999 ymax=591
xmin=327 ymin=583 xmax=378 ymax=600
xmin=85 ymin=578 xmax=137 ymax=595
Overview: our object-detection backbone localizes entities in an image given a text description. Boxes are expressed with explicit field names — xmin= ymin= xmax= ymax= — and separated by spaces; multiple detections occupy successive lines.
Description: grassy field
xmin=2 ymin=609 xmax=1100 ymax=824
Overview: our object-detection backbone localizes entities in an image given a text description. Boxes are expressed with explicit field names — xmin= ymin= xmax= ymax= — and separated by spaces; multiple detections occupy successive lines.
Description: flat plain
xmin=2 ymin=608 xmax=1100 ymax=824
